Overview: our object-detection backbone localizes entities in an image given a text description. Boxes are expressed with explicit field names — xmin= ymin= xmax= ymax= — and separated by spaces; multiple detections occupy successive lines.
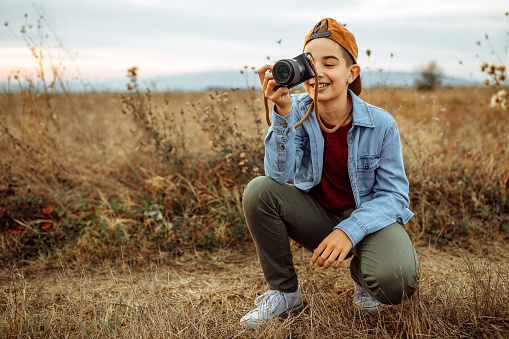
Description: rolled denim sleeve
xmin=264 ymin=106 xmax=298 ymax=184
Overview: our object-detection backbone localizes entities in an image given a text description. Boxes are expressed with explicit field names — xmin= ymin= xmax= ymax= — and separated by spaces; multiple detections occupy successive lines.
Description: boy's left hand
xmin=310 ymin=229 xmax=353 ymax=270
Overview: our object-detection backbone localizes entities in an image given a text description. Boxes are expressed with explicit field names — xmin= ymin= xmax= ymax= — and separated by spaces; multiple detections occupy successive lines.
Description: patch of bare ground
xmin=1 ymin=241 xmax=508 ymax=338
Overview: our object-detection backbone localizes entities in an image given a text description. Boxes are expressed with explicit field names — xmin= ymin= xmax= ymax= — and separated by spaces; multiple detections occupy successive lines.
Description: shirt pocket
xmin=356 ymin=155 xmax=380 ymax=193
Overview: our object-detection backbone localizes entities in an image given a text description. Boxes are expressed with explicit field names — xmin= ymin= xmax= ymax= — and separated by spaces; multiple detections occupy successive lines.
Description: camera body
xmin=272 ymin=52 xmax=316 ymax=90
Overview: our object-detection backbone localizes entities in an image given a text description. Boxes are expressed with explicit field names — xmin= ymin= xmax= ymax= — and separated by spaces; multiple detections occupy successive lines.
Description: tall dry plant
xmin=120 ymin=67 xmax=189 ymax=166
xmin=478 ymin=12 xmax=509 ymax=109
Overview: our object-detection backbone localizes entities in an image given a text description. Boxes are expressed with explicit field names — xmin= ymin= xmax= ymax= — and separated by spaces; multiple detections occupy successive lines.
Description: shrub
xmin=415 ymin=61 xmax=443 ymax=90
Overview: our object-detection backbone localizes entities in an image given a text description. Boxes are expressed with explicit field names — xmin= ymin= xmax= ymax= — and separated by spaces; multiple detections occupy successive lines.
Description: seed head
xmin=490 ymin=94 xmax=499 ymax=108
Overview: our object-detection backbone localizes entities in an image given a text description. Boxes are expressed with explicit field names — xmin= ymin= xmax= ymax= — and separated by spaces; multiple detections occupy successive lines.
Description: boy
xmin=240 ymin=18 xmax=418 ymax=328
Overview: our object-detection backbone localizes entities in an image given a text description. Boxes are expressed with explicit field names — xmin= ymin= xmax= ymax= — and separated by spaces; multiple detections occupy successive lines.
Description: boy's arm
xmin=337 ymin=121 xmax=411 ymax=248
xmin=258 ymin=65 xmax=308 ymax=184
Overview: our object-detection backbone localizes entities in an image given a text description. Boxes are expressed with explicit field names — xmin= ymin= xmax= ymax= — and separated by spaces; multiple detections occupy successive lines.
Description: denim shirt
xmin=264 ymin=90 xmax=413 ymax=247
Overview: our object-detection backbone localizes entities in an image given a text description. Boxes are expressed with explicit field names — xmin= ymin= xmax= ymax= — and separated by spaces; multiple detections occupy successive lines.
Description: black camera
xmin=272 ymin=52 xmax=316 ymax=90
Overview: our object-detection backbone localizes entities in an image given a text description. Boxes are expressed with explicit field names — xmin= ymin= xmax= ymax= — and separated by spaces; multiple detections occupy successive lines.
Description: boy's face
xmin=303 ymin=38 xmax=360 ymax=105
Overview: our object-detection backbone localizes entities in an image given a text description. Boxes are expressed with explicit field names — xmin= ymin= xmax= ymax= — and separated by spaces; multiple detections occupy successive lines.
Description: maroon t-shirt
xmin=309 ymin=119 xmax=356 ymax=213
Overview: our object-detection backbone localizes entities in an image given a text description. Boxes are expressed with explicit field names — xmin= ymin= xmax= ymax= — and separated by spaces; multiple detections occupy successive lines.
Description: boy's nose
xmin=315 ymin=64 xmax=325 ymax=77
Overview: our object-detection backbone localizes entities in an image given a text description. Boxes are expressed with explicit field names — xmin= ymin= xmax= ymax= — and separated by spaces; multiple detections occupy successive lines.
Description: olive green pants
xmin=242 ymin=176 xmax=418 ymax=305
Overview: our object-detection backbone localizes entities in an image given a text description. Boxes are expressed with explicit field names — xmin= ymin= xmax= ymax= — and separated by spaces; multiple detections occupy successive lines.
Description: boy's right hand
xmin=258 ymin=65 xmax=293 ymax=116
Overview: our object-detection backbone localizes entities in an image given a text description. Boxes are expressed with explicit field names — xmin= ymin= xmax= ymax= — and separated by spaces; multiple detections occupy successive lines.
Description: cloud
xmin=0 ymin=0 xmax=507 ymax=81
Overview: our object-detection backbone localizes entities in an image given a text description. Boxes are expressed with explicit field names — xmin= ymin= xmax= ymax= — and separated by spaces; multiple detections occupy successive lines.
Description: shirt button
xmin=328 ymin=138 xmax=333 ymax=143
xmin=280 ymin=145 xmax=285 ymax=150
xmin=365 ymin=165 xmax=369 ymax=170
xmin=283 ymin=123 xmax=287 ymax=128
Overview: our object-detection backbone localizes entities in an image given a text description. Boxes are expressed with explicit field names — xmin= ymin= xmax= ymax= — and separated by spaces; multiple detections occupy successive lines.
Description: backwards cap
xmin=303 ymin=18 xmax=361 ymax=95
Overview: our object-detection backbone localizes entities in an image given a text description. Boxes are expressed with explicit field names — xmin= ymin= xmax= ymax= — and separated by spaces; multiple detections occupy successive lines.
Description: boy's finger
xmin=257 ymin=65 xmax=273 ymax=85
xmin=333 ymin=249 xmax=349 ymax=269
xmin=310 ymin=243 xmax=325 ymax=265
xmin=323 ymin=249 xmax=341 ymax=269
xmin=317 ymin=247 xmax=333 ymax=267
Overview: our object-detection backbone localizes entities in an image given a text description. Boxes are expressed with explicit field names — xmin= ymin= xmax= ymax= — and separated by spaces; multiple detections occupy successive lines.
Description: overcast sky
xmin=1 ymin=0 xmax=508 ymax=83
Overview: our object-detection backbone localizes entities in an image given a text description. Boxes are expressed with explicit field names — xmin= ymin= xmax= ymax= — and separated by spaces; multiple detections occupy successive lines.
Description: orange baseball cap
xmin=303 ymin=18 xmax=362 ymax=95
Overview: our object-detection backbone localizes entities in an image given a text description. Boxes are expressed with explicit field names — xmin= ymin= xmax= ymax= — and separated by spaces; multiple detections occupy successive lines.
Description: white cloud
xmin=0 ymin=0 xmax=507 ymax=81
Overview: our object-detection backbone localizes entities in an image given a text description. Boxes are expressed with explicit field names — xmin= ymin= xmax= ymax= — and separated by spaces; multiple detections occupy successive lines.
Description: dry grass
xmin=1 ymin=241 xmax=508 ymax=338
xmin=1 ymin=84 xmax=508 ymax=337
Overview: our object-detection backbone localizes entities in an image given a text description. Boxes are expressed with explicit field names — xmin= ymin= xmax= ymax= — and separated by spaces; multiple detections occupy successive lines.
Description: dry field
xmin=1 ymin=241 xmax=508 ymax=338
xmin=1 ymin=84 xmax=509 ymax=337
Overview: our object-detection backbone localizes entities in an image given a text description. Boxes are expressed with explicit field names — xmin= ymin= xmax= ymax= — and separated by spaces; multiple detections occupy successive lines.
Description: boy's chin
xmin=305 ymin=88 xmax=323 ymax=100
xmin=304 ymin=87 xmax=316 ymax=98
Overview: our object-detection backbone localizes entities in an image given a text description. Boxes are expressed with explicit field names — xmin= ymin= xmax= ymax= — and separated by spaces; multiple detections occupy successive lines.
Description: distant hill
xmin=360 ymin=70 xmax=480 ymax=88
xmin=1 ymin=69 xmax=480 ymax=93
xmin=107 ymin=69 xmax=481 ymax=92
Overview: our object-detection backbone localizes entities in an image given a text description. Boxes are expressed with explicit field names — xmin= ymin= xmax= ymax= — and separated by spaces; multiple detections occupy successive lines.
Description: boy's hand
xmin=258 ymin=65 xmax=292 ymax=116
xmin=310 ymin=229 xmax=353 ymax=270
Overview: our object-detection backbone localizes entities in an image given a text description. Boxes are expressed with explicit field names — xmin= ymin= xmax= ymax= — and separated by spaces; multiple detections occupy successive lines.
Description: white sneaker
xmin=352 ymin=281 xmax=382 ymax=312
xmin=240 ymin=286 xmax=304 ymax=328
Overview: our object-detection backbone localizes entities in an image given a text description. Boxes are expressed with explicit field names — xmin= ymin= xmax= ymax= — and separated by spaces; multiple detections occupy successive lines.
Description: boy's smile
xmin=309 ymin=82 xmax=331 ymax=91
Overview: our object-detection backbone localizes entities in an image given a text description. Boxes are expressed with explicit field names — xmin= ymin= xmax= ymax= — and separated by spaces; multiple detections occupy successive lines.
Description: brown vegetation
xmin=2 ymin=241 xmax=508 ymax=338
xmin=1 ymin=76 xmax=508 ymax=337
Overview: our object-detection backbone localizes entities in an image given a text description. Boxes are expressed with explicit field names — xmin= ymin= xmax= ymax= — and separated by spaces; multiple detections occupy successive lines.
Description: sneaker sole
xmin=278 ymin=301 xmax=305 ymax=318
xmin=352 ymin=300 xmax=383 ymax=313
xmin=240 ymin=302 xmax=305 ymax=329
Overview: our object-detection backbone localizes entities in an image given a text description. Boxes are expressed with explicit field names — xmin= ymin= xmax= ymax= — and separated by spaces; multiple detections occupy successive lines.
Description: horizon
xmin=0 ymin=67 xmax=481 ymax=93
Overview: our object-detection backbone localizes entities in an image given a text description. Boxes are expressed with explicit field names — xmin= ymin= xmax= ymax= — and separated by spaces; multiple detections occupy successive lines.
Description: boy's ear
xmin=348 ymin=64 xmax=361 ymax=84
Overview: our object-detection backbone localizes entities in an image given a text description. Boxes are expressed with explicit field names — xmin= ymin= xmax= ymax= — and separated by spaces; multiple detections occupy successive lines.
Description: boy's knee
xmin=369 ymin=263 xmax=418 ymax=305
xmin=243 ymin=176 xmax=276 ymax=208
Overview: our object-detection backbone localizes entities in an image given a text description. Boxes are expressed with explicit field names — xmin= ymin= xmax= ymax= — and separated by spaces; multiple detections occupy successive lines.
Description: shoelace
xmin=254 ymin=290 xmax=284 ymax=316
xmin=354 ymin=283 xmax=374 ymax=300
xmin=357 ymin=288 xmax=371 ymax=299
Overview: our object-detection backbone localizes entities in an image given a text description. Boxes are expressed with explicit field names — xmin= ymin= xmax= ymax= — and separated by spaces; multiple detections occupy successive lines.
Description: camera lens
xmin=272 ymin=53 xmax=315 ymax=89
xmin=275 ymin=65 xmax=291 ymax=81
xmin=273 ymin=60 xmax=298 ymax=85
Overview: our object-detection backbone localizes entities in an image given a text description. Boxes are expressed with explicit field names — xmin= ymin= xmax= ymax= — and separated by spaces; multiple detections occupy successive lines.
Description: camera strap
xmin=263 ymin=94 xmax=313 ymax=129
xmin=315 ymin=95 xmax=352 ymax=134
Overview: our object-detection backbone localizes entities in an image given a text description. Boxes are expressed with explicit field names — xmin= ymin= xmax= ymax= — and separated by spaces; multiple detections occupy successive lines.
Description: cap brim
xmin=349 ymin=75 xmax=362 ymax=96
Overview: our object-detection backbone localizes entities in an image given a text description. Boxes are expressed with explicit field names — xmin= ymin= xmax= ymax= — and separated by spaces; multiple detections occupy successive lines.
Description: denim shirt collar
xmin=297 ymin=89 xmax=375 ymax=129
